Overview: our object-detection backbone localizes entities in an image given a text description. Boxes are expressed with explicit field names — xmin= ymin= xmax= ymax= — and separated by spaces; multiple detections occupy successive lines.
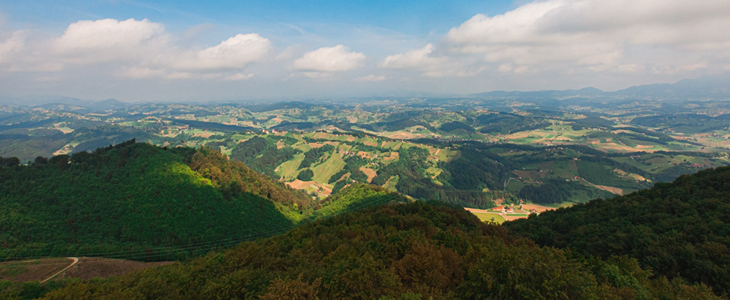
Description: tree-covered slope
xmin=36 ymin=201 xmax=718 ymax=300
xmin=505 ymin=165 xmax=730 ymax=295
xmin=0 ymin=140 xmax=313 ymax=261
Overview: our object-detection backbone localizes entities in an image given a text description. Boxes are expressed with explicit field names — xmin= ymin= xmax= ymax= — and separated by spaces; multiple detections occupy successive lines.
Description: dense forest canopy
xmin=21 ymin=199 xmax=718 ymax=300
xmin=506 ymin=165 xmax=730 ymax=295
xmin=0 ymin=140 xmax=382 ymax=262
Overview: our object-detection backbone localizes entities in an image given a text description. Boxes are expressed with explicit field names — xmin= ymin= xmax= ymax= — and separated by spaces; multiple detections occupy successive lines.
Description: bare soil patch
xmin=364 ymin=141 xmax=378 ymax=146
xmin=594 ymin=184 xmax=623 ymax=195
xmin=287 ymin=179 xmax=315 ymax=189
xmin=357 ymin=151 xmax=373 ymax=159
xmin=359 ymin=167 xmax=377 ymax=183
xmin=193 ymin=132 xmax=215 ymax=138
xmin=57 ymin=257 xmax=172 ymax=281
xmin=503 ymin=215 xmax=529 ymax=221
xmin=308 ymin=142 xmax=324 ymax=148
xmin=521 ymin=204 xmax=555 ymax=213
xmin=0 ymin=258 xmax=71 ymax=282
xmin=384 ymin=152 xmax=400 ymax=161
xmin=286 ymin=180 xmax=333 ymax=195
xmin=0 ymin=257 xmax=171 ymax=282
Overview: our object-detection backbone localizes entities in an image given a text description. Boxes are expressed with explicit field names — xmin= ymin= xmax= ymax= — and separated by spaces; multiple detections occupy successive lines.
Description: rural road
xmin=40 ymin=257 xmax=79 ymax=283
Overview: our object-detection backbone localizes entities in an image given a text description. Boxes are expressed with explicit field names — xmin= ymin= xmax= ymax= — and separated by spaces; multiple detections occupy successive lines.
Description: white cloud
xmin=171 ymin=34 xmax=271 ymax=70
xmin=54 ymin=18 xmax=168 ymax=63
xmin=380 ymin=44 xmax=483 ymax=78
xmin=224 ymin=73 xmax=254 ymax=81
xmin=293 ymin=45 xmax=365 ymax=72
xmin=355 ymin=75 xmax=386 ymax=82
xmin=445 ymin=0 xmax=730 ymax=71
xmin=380 ymin=44 xmax=444 ymax=69
xmin=0 ymin=31 xmax=25 ymax=63
xmin=119 ymin=67 xmax=165 ymax=79
xmin=7 ymin=18 xmax=272 ymax=80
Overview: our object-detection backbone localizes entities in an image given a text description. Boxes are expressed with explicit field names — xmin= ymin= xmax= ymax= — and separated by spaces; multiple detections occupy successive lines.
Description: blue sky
xmin=0 ymin=0 xmax=728 ymax=102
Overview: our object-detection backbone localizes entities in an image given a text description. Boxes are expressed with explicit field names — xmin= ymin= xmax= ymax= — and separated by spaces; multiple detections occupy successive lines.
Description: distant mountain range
xmin=1 ymin=73 xmax=728 ymax=108
xmin=0 ymin=96 xmax=131 ymax=111
xmin=471 ymin=74 xmax=730 ymax=100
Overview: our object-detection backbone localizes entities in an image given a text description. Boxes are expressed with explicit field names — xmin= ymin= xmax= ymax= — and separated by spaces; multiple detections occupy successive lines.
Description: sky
xmin=0 ymin=0 xmax=729 ymax=102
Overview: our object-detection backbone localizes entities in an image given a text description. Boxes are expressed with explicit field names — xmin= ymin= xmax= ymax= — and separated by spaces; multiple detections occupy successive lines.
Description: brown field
xmin=287 ymin=179 xmax=315 ymax=189
xmin=464 ymin=208 xmax=491 ymax=214
xmin=636 ymin=145 xmax=654 ymax=149
xmin=594 ymin=184 xmax=623 ymax=195
xmin=308 ymin=142 xmax=324 ymax=148
xmin=193 ymin=132 xmax=215 ymax=138
xmin=521 ymin=204 xmax=555 ymax=213
xmin=57 ymin=257 xmax=172 ymax=281
xmin=357 ymin=151 xmax=373 ymax=159
xmin=364 ymin=141 xmax=378 ymax=146
xmin=347 ymin=136 xmax=356 ymax=142
xmin=0 ymin=257 xmax=171 ymax=282
xmin=360 ymin=167 xmax=377 ymax=183
xmin=0 ymin=258 xmax=71 ymax=282
xmin=313 ymin=132 xmax=330 ymax=139
xmin=286 ymin=180 xmax=333 ymax=195
xmin=384 ymin=152 xmax=400 ymax=161
xmin=503 ymin=215 xmax=529 ymax=221
xmin=323 ymin=141 xmax=340 ymax=147
xmin=276 ymin=140 xmax=286 ymax=149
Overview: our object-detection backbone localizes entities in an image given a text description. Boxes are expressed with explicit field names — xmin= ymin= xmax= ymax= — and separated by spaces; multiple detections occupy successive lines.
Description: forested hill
xmin=0 ymin=140 xmax=333 ymax=261
xmin=506 ymin=165 xmax=730 ymax=295
xmin=33 ymin=201 xmax=718 ymax=299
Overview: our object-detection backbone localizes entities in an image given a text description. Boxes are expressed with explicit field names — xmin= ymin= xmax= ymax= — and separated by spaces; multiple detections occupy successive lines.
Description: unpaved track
xmin=40 ymin=257 xmax=78 ymax=283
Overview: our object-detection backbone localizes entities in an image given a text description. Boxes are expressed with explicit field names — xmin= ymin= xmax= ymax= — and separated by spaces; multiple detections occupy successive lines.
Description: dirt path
xmin=580 ymin=178 xmax=623 ymax=195
xmin=40 ymin=257 xmax=78 ymax=283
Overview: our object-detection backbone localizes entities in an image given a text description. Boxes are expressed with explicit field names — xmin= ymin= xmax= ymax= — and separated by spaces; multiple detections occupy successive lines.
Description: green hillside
xmin=506 ymin=165 xmax=730 ymax=295
xmin=0 ymin=140 xmax=327 ymax=261
xmin=27 ymin=199 xmax=717 ymax=299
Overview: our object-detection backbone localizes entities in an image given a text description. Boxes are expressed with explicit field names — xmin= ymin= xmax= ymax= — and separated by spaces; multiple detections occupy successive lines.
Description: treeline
xmin=230 ymin=136 xmax=300 ymax=178
xmin=31 ymin=200 xmax=719 ymax=299
xmin=518 ymin=179 xmax=614 ymax=204
xmin=298 ymin=144 xmax=335 ymax=169
xmin=0 ymin=140 xmax=316 ymax=262
xmin=506 ymin=165 xmax=730 ymax=295
xmin=371 ymin=146 xmax=498 ymax=208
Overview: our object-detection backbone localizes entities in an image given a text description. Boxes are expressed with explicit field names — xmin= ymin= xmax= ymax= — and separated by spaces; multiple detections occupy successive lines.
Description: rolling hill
xmin=506 ymin=165 xmax=730 ymax=295
xmin=25 ymin=194 xmax=718 ymax=299
xmin=0 ymin=140 xmax=374 ymax=262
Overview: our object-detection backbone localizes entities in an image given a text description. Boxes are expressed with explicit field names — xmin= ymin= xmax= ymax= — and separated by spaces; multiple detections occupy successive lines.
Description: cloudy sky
xmin=0 ymin=0 xmax=729 ymax=102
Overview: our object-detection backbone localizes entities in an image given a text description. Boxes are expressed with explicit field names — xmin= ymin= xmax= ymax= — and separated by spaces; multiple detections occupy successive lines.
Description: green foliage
xmin=0 ymin=141 xmax=306 ymax=261
xmin=0 ymin=279 xmax=79 ymax=300
xmin=296 ymin=168 xmax=314 ymax=181
xmin=518 ymin=179 xmax=614 ymax=204
xmin=298 ymin=144 xmax=335 ymax=169
xmin=372 ymin=146 xmax=500 ymax=208
xmin=506 ymin=165 xmax=730 ymax=295
xmin=230 ymin=136 xmax=300 ymax=178
xmin=577 ymin=160 xmax=650 ymax=190
xmin=439 ymin=121 xmax=475 ymax=133
xmin=37 ymin=201 xmax=717 ymax=300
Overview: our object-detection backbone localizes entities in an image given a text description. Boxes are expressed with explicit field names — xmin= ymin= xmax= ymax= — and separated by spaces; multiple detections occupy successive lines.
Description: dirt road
xmin=40 ymin=257 xmax=78 ymax=283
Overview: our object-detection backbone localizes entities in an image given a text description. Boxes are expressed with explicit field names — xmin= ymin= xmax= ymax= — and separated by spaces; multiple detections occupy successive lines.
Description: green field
xmin=472 ymin=212 xmax=506 ymax=224
xmin=277 ymin=153 xmax=305 ymax=180
xmin=311 ymin=152 xmax=346 ymax=183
